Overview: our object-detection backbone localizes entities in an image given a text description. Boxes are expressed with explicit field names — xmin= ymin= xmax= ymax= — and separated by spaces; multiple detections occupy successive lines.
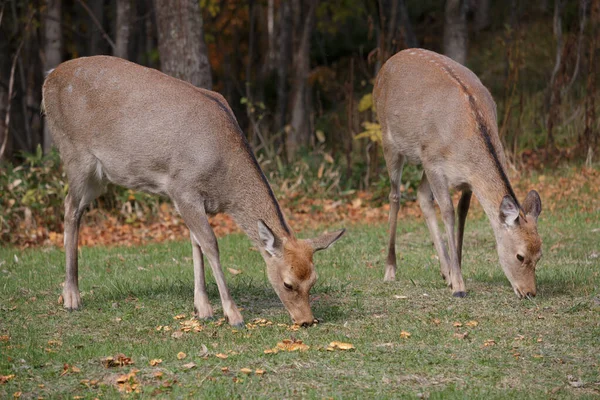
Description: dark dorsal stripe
xmin=199 ymin=91 xmax=291 ymax=235
xmin=438 ymin=63 xmax=521 ymax=209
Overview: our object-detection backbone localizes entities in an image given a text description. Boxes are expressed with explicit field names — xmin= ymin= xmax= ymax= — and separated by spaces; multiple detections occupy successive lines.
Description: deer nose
xmin=300 ymin=321 xmax=313 ymax=328
xmin=526 ymin=291 xmax=536 ymax=298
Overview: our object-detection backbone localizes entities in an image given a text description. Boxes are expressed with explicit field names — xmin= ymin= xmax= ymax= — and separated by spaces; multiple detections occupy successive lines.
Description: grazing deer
xmin=42 ymin=56 xmax=345 ymax=327
xmin=374 ymin=49 xmax=542 ymax=298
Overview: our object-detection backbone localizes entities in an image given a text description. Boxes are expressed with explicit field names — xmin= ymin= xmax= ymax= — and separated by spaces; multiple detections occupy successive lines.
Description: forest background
xmin=1 ymin=0 xmax=599 ymax=246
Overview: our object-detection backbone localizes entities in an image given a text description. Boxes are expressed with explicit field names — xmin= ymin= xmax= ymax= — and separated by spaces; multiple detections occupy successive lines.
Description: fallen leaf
xmin=240 ymin=368 xmax=253 ymax=374
xmin=255 ymin=369 xmax=265 ymax=375
xmin=71 ymin=366 xmax=81 ymax=373
xmin=454 ymin=332 xmax=469 ymax=340
xmin=483 ymin=339 xmax=496 ymax=347
xmin=102 ymin=354 xmax=134 ymax=368
xmin=453 ymin=322 xmax=463 ymax=327
xmin=568 ymin=375 xmax=584 ymax=388
xmin=171 ymin=331 xmax=184 ymax=339
xmin=149 ymin=359 xmax=162 ymax=366
xmin=432 ymin=319 xmax=441 ymax=325
xmin=182 ymin=362 xmax=196 ymax=370
xmin=394 ymin=295 xmax=408 ymax=299
xmin=12 ymin=392 xmax=21 ymax=398
xmin=173 ymin=314 xmax=186 ymax=320
xmin=400 ymin=331 xmax=411 ymax=339
xmin=216 ymin=353 xmax=228 ymax=359
xmin=153 ymin=371 xmax=163 ymax=379
xmin=0 ymin=375 xmax=15 ymax=384
xmin=228 ymin=268 xmax=242 ymax=275
xmin=221 ymin=367 xmax=229 ymax=373
xmin=465 ymin=320 xmax=479 ymax=327
xmin=177 ymin=352 xmax=187 ymax=360
xmin=0 ymin=335 xmax=9 ymax=342
xmin=198 ymin=344 xmax=209 ymax=357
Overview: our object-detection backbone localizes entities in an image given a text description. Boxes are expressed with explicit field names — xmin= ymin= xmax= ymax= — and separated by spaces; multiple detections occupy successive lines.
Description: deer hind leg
xmin=456 ymin=190 xmax=472 ymax=267
xmin=422 ymin=171 xmax=466 ymax=297
xmin=417 ymin=174 xmax=451 ymax=284
xmin=174 ymin=196 xmax=243 ymax=327
xmin=383 ymin=152 xmax=405 ymax=281
xmin=190 ymin=232 xmax=214 ymax=319
xmin=62 ymin=158 xmax=105 ymax=310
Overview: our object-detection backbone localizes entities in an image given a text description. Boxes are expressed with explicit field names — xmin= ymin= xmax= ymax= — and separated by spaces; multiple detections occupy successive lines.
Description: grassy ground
xmin=1 ymin=204 xmax=599 ymax=398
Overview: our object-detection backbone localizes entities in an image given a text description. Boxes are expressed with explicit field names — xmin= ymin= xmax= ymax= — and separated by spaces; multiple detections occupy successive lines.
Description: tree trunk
xmin=43 ymin=0 xmax=62 ymax=154
xmin=398 ymin=0 xmax=418 ymax=48
xmin=154 ymin=0 xmax=212 ymax=89
xmin=546 ymin=0 xmax=564 ymax=151
xmin=89 ymin=0 xmax=107 ymax=55
xmin=276 ymin=0 xmax=292 ymax=134
xmin=287 ymin=0 xmax=316 ymax=161
xmin=582 ymin=0 xmax=599 ymax=161
xmin=474 ymin=0 xmax=491 ymax=31
xmin=114 ymin=0 xmax=132 ymax=59
xmin=443 ymin=0 xmax=469 ymax=65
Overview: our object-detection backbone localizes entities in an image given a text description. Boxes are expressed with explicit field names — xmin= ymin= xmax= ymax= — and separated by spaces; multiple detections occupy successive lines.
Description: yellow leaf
xmin=227 ymin=268 xmax=242 ymax=275
xmin=358 ymin=93 xmax=374 ymax=112
xmin=328 ymin=341 xmax=355 ymax=350
xmin=149 ymin=359 xmax=162 ymax=366
xmin=177 ymin=352 xmax=187 ymax=360
xmin=255 ymin=369 xmax=265 ymax=375
xmin=466 ymin=320 xmax=479 ymax=327
xmin=215 ymin=353 xmax=228 ymax=359
xmin=240 ymin=368 xmax=253 ymax=374
xmin=221 ymin=367 xmax=229 ymax=373
xmin=400 ymin=331 xmax=411 ymax=339
xmin=173 ymin=314 xmax=186 ymax=320
xmin=453 ymin=322 xmax=463 ymax=327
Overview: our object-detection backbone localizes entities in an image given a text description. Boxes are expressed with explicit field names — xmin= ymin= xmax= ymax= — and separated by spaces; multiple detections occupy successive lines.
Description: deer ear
xmin=522 ymin=190 xmax=542 ymax=220
xmin=499 ymin=195 xmax=520 ymax=227
xmin=258 ymin=220 xmax=281 ymax=257
xmin=308 ymin=229 xmax=346 ymax=252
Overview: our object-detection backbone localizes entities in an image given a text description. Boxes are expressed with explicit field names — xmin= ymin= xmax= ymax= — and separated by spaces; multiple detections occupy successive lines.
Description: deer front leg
xmin=384 ymin=153 xmax=405 ymax=281
xmin=424 ymin=171 xmax=466 ymax=297
xmin=176 ymin=198 xmax=243 ymax=327
xmin=456 ymin=190 xmax=472 ymax=267
xmin=63 ymin=193 xmax=83 ymax=310
xmin=190 ymin=232 xmax=214 ymax=319
xmin=417 ymin=175 xmax=451 ymax=284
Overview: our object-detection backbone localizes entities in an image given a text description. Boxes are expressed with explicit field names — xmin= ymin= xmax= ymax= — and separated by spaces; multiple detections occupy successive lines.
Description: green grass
xmin=1 ymin=207 xmax=599 ymax=398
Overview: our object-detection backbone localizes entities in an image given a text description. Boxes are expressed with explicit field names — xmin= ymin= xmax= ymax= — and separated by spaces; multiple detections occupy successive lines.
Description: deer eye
xmin=516 ymin=254 xmax=525 ymax=262
xmin=283 ymin=282 xmax=293 ymax=290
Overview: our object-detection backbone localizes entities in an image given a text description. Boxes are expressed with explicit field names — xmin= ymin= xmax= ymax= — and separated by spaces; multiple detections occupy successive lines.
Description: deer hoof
xmin=452 ymin=291 xmax=467 ymax=298
xmin=62 ymin=288 xmax=82 ymax=310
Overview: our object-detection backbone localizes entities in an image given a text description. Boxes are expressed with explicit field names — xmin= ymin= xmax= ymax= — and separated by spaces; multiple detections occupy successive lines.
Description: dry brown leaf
xmin=171 ymin=331 xmax=184 ymax=339
xmin=215 ymin=353 xmax=228 ymax=359
xmin=0 ymin=374 xmax=15 ymax=384
xmin=240 ymin=368 xmax=253 ymax=374
xmin=228 ymin=268 xmax=242 ymax=275
xmin=483 ymin=339 xmax=496 ymax=347
xmin=71 ymin=366 xmax=81 ymax=373
xmin=173 ymin=314 xmax=186 ymax=320
xmin=102 ymin=354 xmax=133 ymax=368
xmin=465 ymin=320 xmax=479 ymax=327
xmin=255 ymin=369 xmax=265 ymax=375
xmin=327 ymin=341 xmax=355 ymax=351
xmin=149 ymin=359 xmax=162 ymax=366
xmin=176 ymin=352 xmax=187 ymax=360
xmin=221 ymin=367 xmax=229 ymax=373
xmin=153 ymin=371 xmax=163 ymax=379
xmin=12 ymin=392 xmax=21 ymax=398
xmin=453 ymin=322 xmax=463 ymax=327
xmin=454 ymin=332 xmax=469 ymax=340
xmin=432 ymin=319 xmax=441 ymax=325
xmin=183 ymin=362 xmax=196 ymax=370
xmin=0 ymin=335 xmax=9 ymax=342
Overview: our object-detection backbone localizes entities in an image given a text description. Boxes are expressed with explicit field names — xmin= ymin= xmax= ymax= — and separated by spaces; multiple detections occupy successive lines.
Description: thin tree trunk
xmin=546 ymin=0 xmax=564 ymax=151
xmin=89 ymin=0 xmax=107 ymax=55
xmin=275 ymin=0 xmax=292 ymax=134
xmin=443 ymin=0 xmax=469 ymax=65
xmin=474 ymin=0 xmax=491 ymax=31
xmin=582 ymin=0 xmax=599 ymax=161
xmin=398 ymin=0 xmax=418 ymax=48
xmin=287 ymin=0 xmax=317 ymax=160
xmin=114 ymin=0 xmax=132 ymax=59
xmin=154 ymin=0 xmax=212 ymax=89
xmin=43 ymin=0 xmax=62 ymax=154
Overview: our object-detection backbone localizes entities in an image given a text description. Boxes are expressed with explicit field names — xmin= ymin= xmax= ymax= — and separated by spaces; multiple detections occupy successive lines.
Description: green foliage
xmin=1 ymin=147 xmax=66 ymax=243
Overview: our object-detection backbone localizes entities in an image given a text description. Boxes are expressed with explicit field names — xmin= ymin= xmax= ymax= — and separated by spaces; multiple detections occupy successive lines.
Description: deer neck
xmin=227 ymin=177 xmax=293 ymax=249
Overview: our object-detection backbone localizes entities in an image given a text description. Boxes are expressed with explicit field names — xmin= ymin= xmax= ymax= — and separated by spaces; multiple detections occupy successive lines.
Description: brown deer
xmin=374 ymin=49 xmax=542 ymax=298
xmin=42 ymin=56 xmax=345 ymax=327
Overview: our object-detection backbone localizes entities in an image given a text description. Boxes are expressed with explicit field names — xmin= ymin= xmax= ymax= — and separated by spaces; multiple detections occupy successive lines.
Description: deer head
xmin=258 ymin=221 xmax=345 ymax=326
xmin=497 ymin=190 xmax=543 ymax=298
